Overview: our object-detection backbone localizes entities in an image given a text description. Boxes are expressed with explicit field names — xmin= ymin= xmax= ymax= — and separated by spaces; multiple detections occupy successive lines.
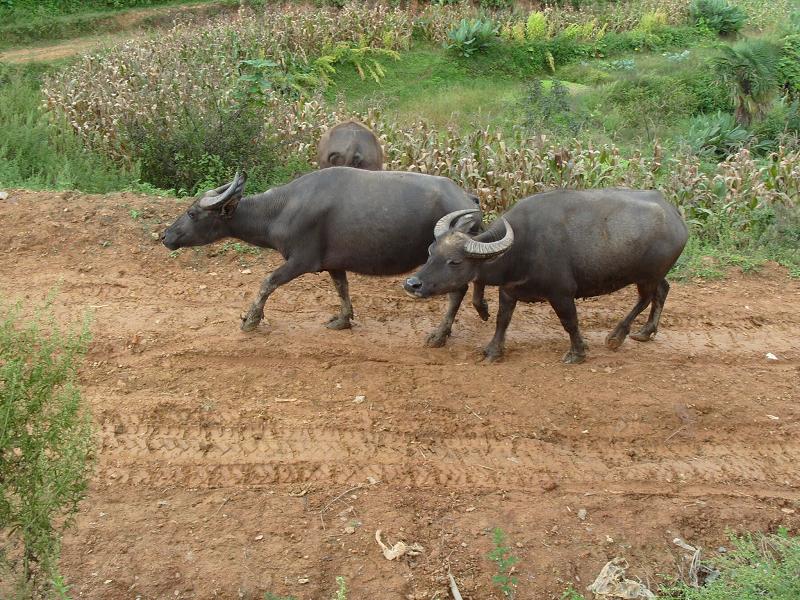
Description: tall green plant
xmin=445 ymin=18 xmax=498 ymax=57
xmin=714 ymin=40 xmax=781 ymax=125
xmin=0 ymin=299 xmax=93 ymax=596
xmin=690 ymin=0 xmax=747 ymax=35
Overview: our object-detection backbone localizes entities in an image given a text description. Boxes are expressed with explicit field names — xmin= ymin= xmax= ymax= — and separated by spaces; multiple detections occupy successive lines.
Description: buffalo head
xmin=404 ymin=209 xmax=514 ymax=298
xmin=161 ymin=172 xmax=246 ymax=250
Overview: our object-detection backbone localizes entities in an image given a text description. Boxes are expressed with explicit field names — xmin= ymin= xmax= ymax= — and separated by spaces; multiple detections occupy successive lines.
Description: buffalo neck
xmin=474 ymin=220 xmax=516 ymax=287
xmin=226 ymin=189 xmax=288 ymax=250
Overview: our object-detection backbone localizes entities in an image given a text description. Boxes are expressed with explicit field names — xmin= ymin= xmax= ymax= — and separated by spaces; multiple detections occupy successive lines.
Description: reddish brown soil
xmin=1 ymin=190 xmax=798 ymax=599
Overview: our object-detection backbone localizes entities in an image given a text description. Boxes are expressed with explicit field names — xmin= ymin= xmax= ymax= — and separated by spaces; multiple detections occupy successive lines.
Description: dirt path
xmin=1 ymin=190 xmax=798 ymax=599
xmin=0 ymin=1 xmax=233 ymax=64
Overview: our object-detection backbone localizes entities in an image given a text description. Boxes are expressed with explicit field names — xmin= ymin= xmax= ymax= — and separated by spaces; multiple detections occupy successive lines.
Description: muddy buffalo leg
xmin=549 ymin=295 xmax=588 ymax=364
xmin=241 ymin=261 xmax=307 ymax=331
xmin=426 ymin=284 xmax=468 ymax=347
xmin=482 ymin=289 xmax=517 ymax=362
xmin=631 ymin=279 xmax=670 ymax=341
xmin=326 ymin=270 xmax=354 ymax=330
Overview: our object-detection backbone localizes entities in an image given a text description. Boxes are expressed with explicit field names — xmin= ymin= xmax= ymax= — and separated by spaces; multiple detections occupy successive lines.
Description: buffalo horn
xmin=198 ymin=171 xmax=246 ymax=210
xmin=433 ymin=208 xmax=481 ymax=239
xmin=464 ymin=218 xmax=514 ymax=259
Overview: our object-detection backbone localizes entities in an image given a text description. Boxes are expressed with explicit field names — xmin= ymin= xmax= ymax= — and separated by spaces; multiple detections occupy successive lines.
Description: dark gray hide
xmin=162 ymin=167 xmax=486 ymax=345
xmin=404 ymin=188 xmax=689 ymax=363
xmin=317 ymin=121 xmax=383 ymax=171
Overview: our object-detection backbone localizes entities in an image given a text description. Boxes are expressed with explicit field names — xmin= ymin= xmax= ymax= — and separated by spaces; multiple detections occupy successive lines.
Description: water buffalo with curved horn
xmin=404 ymin=188 xmax=688 ymax=363
xmin=318 ymin=121 xmax=383 ymax=171
xmin=162 ymin=167 xmax=488 ymax=344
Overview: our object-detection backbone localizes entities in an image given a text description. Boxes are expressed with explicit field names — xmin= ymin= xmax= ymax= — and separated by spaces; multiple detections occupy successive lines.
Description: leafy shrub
xmin=0 ymin=299 xmax=93 ymax=596
xmin=685 ymin=111 xmax=750 ymax=158
xmin=690 ymin=0 xmax=747 ymax=35
xmin=519 ymin=79 xmax=587 ymax=138
xmin=778 ymin=34 xmax=800 ymax=97
xmin=749 ymin=98 xmax=800 ymax=152
xmin=526 ymin=11 xmax=549 ymax=41
xmin=445 ymin=18 xmax=497 ymax=58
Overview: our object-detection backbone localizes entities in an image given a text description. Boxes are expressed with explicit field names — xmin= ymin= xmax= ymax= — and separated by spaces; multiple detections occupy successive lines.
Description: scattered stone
xmin=254 ymin=534 xmax=264 ymax=541
xmin=578 ymin=508 xmax=588 ymax=521
xmin=344 ymin=526 xmax=356 ymax=534
xmin=781 ymin=508 xmax=795 ymax=514
xmin=766 ymin=352 xmax=779 ymax=361
xmin=541 ymin=480 xmax=558 ymax=492
xmin=240 ymin=268 xmax=252 ymax=274
xmin=0 ymin=191 xmax=8 ymax=201
xmin=298 ymin=577 xmax=309 ymax=584
xmin=353 ymin=395 xmax=366 ymax=404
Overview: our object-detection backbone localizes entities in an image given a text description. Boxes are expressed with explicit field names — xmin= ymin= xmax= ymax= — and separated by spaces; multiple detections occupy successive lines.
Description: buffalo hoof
xmin=425 ymin=330 xmax=449 ymax=348
xmin=474 ymin=299 xmax=490 ymax=322
xmin=562 ymin=350 xmax=586 ymax=364
xmin=240 ymin=312 xmax=263 ymax=332
xmin=630 ymin=329 xmax=655 ymax=342
xmin=604 ymin=332 xmax=626 ymax=350
xmin=481 ymin=346 xmax=504 ymax=363
xmin=326 ymin=316 xmax=352 ymax=330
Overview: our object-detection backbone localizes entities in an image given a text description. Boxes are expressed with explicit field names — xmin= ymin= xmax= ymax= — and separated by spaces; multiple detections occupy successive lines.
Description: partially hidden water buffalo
xmin=317 ymin=121 xmax=383 ymax=170
xmin=162 ymin=167 xmax=488 ymax=344
xmin=404 ymin=188 xmax=689 ymax=363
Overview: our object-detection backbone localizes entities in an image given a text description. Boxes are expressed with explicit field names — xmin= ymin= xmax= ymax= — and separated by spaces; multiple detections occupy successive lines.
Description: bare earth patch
xmin=1 ymin=190 xmax=798 ymax=599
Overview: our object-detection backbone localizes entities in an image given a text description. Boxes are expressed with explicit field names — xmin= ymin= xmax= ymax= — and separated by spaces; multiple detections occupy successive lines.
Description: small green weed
xmin=488 ymin=527 xmax=519 ymax=598
xmin=129 ymin=208 xmax=142 ymax=220
xmin=331 ymin=576 xmax=347 ymax=600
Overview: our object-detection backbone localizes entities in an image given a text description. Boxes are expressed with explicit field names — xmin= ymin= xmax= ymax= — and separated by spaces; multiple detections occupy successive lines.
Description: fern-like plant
xmin=714 ymin=40 xmax=781 ymax=125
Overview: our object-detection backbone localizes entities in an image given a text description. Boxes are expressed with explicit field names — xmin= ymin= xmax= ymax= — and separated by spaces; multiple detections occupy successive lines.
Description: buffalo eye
xmin=446 ymin=259 xmax=462 ymax=266
xmin=188 ymin=211 xmax=197 ymax=221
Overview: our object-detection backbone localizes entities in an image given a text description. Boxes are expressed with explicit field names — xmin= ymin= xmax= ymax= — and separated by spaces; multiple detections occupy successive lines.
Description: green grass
xmin=0 ymin=63 xmax=141 ymax=192
xmin=326 ymin=45 xmax=527 ymax=130
xmin=661 ymin=531 xmax=800 ymax=600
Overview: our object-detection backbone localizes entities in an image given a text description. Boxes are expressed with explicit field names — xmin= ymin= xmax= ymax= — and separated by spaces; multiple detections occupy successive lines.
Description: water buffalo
xmin=317 ymin=121 xmax=383 ymax=170
xmin=162 ymin=167 xmax=488 ymax=344
xmin=404 ymin=188 xmax=688 ymax=364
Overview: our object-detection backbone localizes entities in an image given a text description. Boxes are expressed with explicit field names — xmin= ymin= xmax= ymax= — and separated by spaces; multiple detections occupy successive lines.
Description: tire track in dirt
xmin=96 ymin=412 xmax=800 ymax=495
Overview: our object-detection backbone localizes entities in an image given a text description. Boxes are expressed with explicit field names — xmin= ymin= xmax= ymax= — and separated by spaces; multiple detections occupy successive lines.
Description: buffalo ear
xmin=453 ymin=212 xmax=482 ymax=234
xmin=198 ymin=171 xmax=247 ymax=216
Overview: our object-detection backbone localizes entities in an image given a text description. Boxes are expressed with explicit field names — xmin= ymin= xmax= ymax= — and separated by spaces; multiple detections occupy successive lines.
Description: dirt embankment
xmin=1 ymin=190 xmax=798 ymax=599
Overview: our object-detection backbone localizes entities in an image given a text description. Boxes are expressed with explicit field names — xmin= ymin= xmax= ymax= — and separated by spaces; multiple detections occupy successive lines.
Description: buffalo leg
xmin=631 ymin=279 xmax=670 ymax=341
xmin=482 ymin=289 xmax=517 ymax=362
xmin=549 ymin=296 xmax=587 ymax=364
xmin=471 ymin=282 xmax=490 ymax=321
xmin=326 ymin=270 xmax=354 ymax=330
xmin=605 ymin=282 xmax=656 ymax=350
xmin=426 ymin=285 xmax=468 ymax=348
xmin=241 ymin=261 xmax=306 ymax=332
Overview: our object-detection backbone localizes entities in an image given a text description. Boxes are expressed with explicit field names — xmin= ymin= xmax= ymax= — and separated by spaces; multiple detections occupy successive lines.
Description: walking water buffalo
xmin=161 ymin=167 xmax=488 ymax=344
xmin=317 ymin=121 xmax=383 ymax=170
xmin=404 ymin=188 xmax=689 ymax=364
